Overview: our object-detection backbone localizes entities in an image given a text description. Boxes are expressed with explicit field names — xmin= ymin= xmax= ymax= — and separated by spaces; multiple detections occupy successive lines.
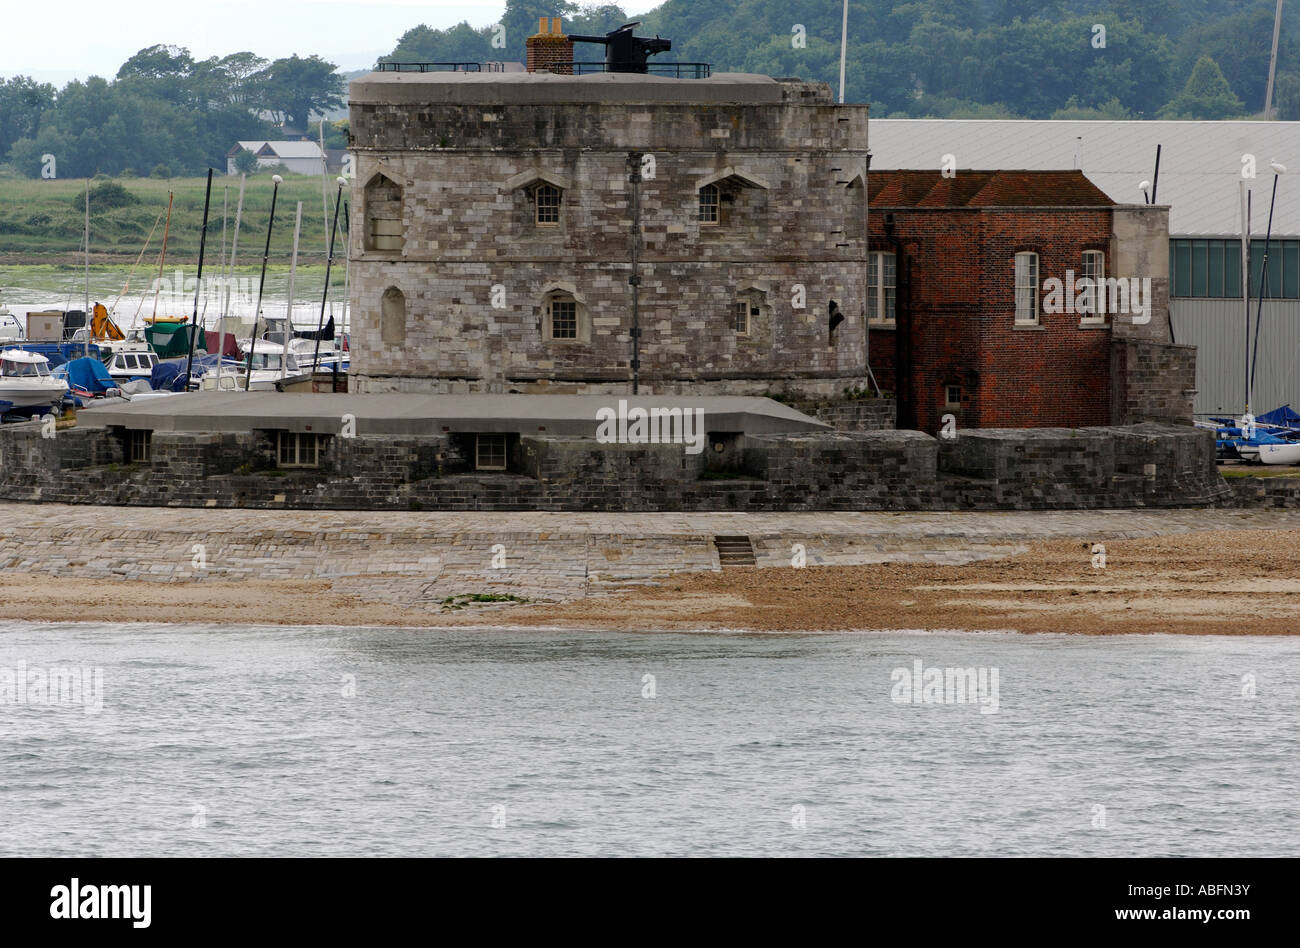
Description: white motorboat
xmin=0 ymin=349 xmax=70 ymax=409
xmin=239 ymin=342 xmax=312 ymax=391
xmin=0 ymin=305 xmax=23 ymax=345
xmin=102 ymin=345 xmax=161 ymax=384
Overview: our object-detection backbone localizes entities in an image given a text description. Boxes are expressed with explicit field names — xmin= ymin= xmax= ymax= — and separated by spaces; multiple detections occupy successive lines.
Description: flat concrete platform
xmin=78 ymin=392 xmax=831 ymax=437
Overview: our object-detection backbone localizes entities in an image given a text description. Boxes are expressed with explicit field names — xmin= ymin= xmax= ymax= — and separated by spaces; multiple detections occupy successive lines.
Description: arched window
xmin=698 ymin=183 xmax=721 ymax=224
xmin=534 ymin=183 xmax=561 ymax=225
xmin=380 ymin=287 xmax=406 ymax=345
xmin=365 ymin=174 xmax=404 ymax=252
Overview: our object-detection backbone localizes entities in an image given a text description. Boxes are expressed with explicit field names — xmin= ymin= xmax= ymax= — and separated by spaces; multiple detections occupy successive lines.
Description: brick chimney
xmin=526 ymin=17 xmax=573 ymax=74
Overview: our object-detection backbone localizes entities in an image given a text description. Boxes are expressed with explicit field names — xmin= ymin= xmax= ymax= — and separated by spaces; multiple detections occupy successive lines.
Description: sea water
xmin=1 ymin=622 xmax=1296 ymax=857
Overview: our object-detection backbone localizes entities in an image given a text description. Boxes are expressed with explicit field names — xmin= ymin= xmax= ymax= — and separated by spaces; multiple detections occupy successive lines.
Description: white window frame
xmin=867 ymin=251 xmax=897 ymax=325
xmin=1015 ymin=252 xmax=1040 ymax=325
xmin=945 ymin=384 xmax=962 ymax=408
xmin=1079 ymin=250 xmax=1106 ymax=323
xmin=475 ymin=434 xmax=507 ymax=471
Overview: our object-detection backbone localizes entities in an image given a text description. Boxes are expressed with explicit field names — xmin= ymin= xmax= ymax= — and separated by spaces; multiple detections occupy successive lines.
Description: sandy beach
xmin=4 ymin=522 xmax=1298 ymax=635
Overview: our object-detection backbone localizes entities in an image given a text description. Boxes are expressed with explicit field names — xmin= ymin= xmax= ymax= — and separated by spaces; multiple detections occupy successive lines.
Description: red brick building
xmin=866 ymin=170 xmax=1158 ymax=434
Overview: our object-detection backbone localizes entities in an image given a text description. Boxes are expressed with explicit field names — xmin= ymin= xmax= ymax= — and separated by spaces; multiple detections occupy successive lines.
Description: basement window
xmin=128 ymin=429 xmax=152 ymax=463
xmin=475 ymin=434 xmax=507 ymax=471
xmin=277 ymin=431 xmax=326 ymax=468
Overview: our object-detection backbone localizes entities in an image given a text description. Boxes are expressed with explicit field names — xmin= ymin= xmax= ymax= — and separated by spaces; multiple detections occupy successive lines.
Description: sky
xmin=4 ymin=0 xmax=663 ymax=86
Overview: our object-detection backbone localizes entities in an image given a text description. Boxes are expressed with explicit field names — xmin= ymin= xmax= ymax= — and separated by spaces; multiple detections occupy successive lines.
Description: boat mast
xmin=284 ymin=201 xmax=303 ymax=385
xmin=1241 ymin=180 xmax=1251 ymax=417
xmin=245 ymin=175 xmax=283 ymax=386
xmin=152 ymin=191 xmax=174 ymax=323
xmin=83 ymin=179 xmax=90 ymax=357
xmin=217 ymin=174 xmax=246 ymax=391
xmin=184 ymin=169 xmax=214 ymax=388
xmin=312 ymin=178 xmax=346 ymax=376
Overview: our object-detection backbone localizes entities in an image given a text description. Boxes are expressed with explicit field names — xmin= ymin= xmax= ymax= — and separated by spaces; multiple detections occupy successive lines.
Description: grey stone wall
xmin=0 ymin=420 xmax=1232 ymax=511
xmin=1111 ymin=339 xmax=1197 ymax=425
xmin=346 ymin=77 xmax=870 ymax=398
xmin=787 ymin=396 xmax=896 ymax=431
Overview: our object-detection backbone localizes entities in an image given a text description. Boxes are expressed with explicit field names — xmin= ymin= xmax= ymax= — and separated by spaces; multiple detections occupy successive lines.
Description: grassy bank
xmin=0 ymin=175 xmax=349 ymax=262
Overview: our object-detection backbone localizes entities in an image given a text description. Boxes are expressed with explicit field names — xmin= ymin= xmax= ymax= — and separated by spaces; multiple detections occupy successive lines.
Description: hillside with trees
xmin=3 ymin=1 xmax=1298 ymax=180
xmin=387 ymin=0 xmax=1300 ymax=120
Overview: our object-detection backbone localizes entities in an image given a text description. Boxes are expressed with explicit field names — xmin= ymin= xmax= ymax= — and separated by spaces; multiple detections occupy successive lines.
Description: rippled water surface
xmin=2 ymin=622 xmax=1296 ymax=857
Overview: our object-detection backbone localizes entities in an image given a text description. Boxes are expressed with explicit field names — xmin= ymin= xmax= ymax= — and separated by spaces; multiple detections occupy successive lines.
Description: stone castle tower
xmin=346 ymin=27 xmax=870 ymax=396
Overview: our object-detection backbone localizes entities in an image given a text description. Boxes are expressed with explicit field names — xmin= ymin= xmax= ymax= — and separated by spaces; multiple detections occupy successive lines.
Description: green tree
xmin=0 ymin=76 xmax=56 ymax=159
xmin=260 ymin=55 xmax=344 ymax=130
xmin=1274 ymin=72 xmax=1300 ymax=120
xmin=1159 ymin=55 xmax=1247 ymax=119
xmin=232 ymin=148 xmax=260 ymax=174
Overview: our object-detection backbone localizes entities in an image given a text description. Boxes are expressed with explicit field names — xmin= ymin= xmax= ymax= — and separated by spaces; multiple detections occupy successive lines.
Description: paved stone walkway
xmin=2 ymin=504 xmax=1297 ymax=610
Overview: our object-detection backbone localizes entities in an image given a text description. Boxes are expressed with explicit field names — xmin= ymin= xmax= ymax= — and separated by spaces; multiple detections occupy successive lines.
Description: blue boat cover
xmin=151 ymin=354 xmax=243 ymax=392
xmin=54 ymin=356 xmax=118 ymax=394
xmin=1257 ymin=404 xmax=1300 ymax=428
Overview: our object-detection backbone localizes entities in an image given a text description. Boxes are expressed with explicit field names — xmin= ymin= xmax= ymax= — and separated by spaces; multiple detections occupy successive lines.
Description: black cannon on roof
xmin=568 ymin=22 xmax=671 ymax=74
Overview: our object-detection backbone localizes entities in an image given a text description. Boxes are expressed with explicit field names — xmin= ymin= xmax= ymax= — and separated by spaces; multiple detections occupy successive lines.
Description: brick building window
xmin=1079 ymin=250 xmax=1105 ymax=323
xmin=699 ymin=184 xmax=720 ymax=225
xmin=534 ymin=184 xmax=561 ymax=225
xmin=277 ymin=432 xmax=325 ymax=468
xmin=1015 ymin=252 xmax=1039 ymax=325
xmin=364 ymin=174 xmax=404 ymax=252
xmin=945 ymin=384 xmax=962 ymax=408
xmin=867 ymin=252 xmax=897 ymax=324
xmin=475 ymin=434 xmax=507 ymax=471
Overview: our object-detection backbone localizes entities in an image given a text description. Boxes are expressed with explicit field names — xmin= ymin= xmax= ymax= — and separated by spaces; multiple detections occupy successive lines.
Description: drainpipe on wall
xmin=882 ymin=213 xmax=912 ymax=429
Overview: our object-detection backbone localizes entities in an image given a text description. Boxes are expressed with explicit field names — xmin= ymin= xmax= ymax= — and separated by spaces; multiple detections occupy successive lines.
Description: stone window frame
xmin=1014 ymin=250 xmax=1041 ymax=326
xmin=732 ymin=283 xmax=769 ymax=340
xmin=539 ymin=281 xmax=591 ymax=345
xmin=505 ymin=169 xmax=570 ymax=231
xmin=1078 ymin=249 xmax=1107 ymax=325
xmin=363 ymin=172 xmax=405 ymax=254
xmin=696 ymin=166 xmax=770 ymax=229
xmin=867 ymin=251 xmax=897 ymax=326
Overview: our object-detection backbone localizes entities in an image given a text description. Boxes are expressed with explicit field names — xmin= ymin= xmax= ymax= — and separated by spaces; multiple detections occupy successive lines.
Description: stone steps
xmin=714 ymin=535 xmax=756 ymax=567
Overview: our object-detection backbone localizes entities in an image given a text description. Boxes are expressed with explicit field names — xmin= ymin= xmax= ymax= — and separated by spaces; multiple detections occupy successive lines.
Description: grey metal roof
xmin=869 ymin=119 xmax=1300 ymax=237
xmin=79 ymin=392 xmax=830 ymax=436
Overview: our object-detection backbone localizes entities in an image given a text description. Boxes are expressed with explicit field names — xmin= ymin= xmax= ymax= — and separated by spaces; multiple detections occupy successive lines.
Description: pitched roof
xmin=868 ymin=169 xmax=1113 ymax=208
xmin=869 ymin=119 xmax=1300 ymax=236
xmin=230 ymin=140 xmax=325 ymax=160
